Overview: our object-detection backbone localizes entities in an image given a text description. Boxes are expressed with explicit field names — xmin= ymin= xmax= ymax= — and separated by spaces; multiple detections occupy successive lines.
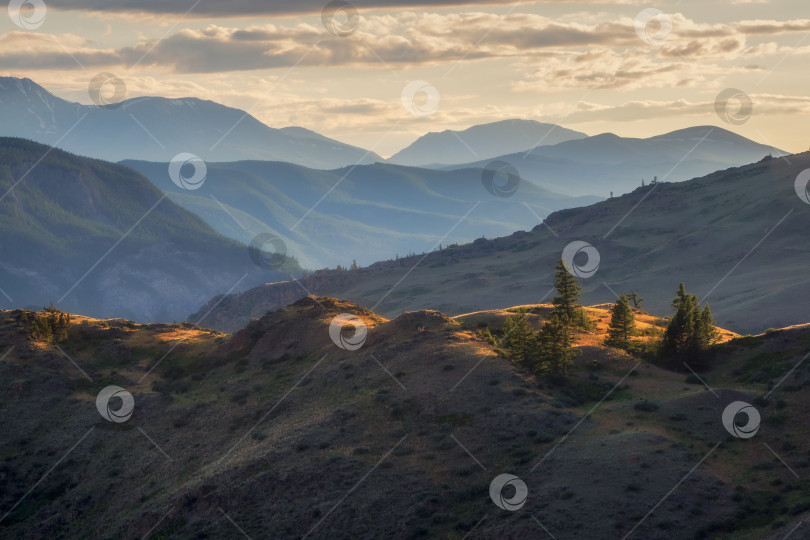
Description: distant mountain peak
xmin=443 ymin=124 xmax=789 ymax=198
xmin=0 ymin=76 xmax=43 ymax=87
xmin=388 ymin=118 xmax=587 ymax=166
xmin=0 ymin=76 xmax=54 ymax=98
xmin=589 ymin=132 xmax=622 ymax=140
xmin=0 ymin=76 xmax=382 ymax=168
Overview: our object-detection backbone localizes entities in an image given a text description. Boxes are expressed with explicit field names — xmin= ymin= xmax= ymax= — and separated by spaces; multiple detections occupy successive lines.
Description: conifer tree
xmin=605 ymin=295 xmax=636 ymax=349
xmin=672 ymin=283 xmax=688 ymax=310
xmin=501 ymin=313 xmax=536 ymax=370
xmin=627 ymin=292 xmax=644 ymax=311
xmin=495 ymin=260 xmax=589 ymax=378
xmin=551 ymin=259 xmax=581 ymax=324
xmin=532 ymin=259 xmax=586 ymax=377
xmin=536 ymin=317 xmax=576 ymax=377
xmin=661 ymin=284 xmax=718 ymax=367
xmin=693 ymin=304 xmax=719 ymax=366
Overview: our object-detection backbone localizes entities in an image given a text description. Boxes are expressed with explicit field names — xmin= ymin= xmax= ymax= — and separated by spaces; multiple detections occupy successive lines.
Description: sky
xmin=1 ymin=0 xmax=809 ymax=157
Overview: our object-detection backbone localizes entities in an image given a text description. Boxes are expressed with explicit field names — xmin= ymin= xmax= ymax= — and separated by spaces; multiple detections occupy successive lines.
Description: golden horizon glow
xmin=1 ymin=0 xmax=808 ymax=156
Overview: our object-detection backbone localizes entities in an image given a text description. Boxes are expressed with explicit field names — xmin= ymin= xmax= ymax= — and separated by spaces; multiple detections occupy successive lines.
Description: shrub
xmin=21 ymin=306 xmax=71 ymax=343
xmin=153 ymin=378 xmax=191 ymax=394
xmin=475 ymin=327 xmax=497 ymax=345
xmin=634 ymin=400 xmax=659 ymax=412
xmin=685 ymin=374 xmax=702 ymax=385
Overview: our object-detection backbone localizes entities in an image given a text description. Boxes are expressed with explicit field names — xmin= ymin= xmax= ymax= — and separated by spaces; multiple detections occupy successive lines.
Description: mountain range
xmin=123 ymin=159 xmax=601 ymax=269
xmin=192 ymin=153 xmax=810 ymax=335
xmin=444 ymin=126 xmax=787 ymax=197
xmin=0 ymin=138 xmax=299 ymax=323
xmin=0 ymin=77 xmax=379 ymax=169
xmin=0 ymin=77 xmax=787 ymax=203
xmin=387 ymin=119 xmax=587 ymax=166
xmin=0 ymin=76 xmax=802 ymax=330
xmin=2 ymin=72 xmax=809 ymax=540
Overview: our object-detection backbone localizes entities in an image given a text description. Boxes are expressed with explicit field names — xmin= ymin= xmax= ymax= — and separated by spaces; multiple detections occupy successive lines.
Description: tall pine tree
xmin=691 ymin=304 xmax=719 ymax=368
xmin=535 ymin=259 xmax=583 ymax=377
xmin=605 ymin=295 xmax=635 ymax=349
xmin=661 ymin=284 xmax=718 ymax=368
xmin=551 ymin=259 xmax=581 ymax=324
xmin=501 ymin=313 xmax=536 ymax=370
xmin=672 ymin=282 xmax=688 ymax=310
xmin=536 ymin=317 xmax=575 ymax=377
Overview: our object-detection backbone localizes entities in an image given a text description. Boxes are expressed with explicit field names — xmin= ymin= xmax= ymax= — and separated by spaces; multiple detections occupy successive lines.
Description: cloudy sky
xmin=1 ymin=0 xmax=808 ymax=156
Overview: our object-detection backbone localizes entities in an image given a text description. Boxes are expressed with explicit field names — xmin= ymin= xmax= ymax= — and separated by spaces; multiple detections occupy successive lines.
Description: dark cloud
xmin=46 ymin=0 xmax=510 ymax=17
xmin=660 ymin=37 xmax=745 ymax=58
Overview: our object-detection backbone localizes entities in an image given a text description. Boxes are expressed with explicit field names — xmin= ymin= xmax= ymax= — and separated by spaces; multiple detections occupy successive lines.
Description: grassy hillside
xmin=192 ymin=153 xmax=810 ymax=334
xmin=0 ymin=138 xmax=300 ymax=322
xmin=1 ymin=298 xmax=808 ymax=539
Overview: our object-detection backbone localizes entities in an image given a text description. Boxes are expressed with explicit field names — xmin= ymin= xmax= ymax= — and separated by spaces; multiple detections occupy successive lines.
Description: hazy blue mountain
xmin=0 ymin=77 xmax=381 ymax=168
xmin=387 ymin=119 xmax=587 ymax=166
xmin=0 ymin=137 xmax=299 ymax=322
xmin=449 ymin=126 xmax=788 ymax=197
xmin=123 ymin=159 xmax=602 ymax=269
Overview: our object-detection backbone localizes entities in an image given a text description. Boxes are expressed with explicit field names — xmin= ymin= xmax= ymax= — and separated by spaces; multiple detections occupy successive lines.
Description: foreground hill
xmin=0 ymin=77 xmax=379 ymax=168
xmin=124 ymin=159 xmax=600 ymax=269
xmin=0 ymin=138 xmax=299 ymax=322
xmin=193 ymin=153 xmax=810 ymax=334
xmin=1 ymin=298 xmax=808 ymax=539
xmin=448 ymin=126 xmax=788 ymax=197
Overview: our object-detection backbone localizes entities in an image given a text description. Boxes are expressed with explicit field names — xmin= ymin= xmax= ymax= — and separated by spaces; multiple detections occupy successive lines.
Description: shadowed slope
xmin=2 ymin=298 xmax=807 ymax=538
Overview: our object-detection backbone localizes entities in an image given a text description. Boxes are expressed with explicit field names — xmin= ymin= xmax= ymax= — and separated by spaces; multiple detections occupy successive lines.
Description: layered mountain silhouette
xmin=0 ymin=77 xmax=785 ymax=202
xmin=123 ymin=159 xmax=601 ymax=269
xmin=0 ymin=138 xmax=299 ymax=322
xmin=387 ymin=119 xmax=587 ymax=166
xmin=0 ymin=77 xmax=380 ymax=168
xmin=446 ymin=126 xmax=787 ymax=197
xmin=193 ymin=153 xmax=810 ymax=334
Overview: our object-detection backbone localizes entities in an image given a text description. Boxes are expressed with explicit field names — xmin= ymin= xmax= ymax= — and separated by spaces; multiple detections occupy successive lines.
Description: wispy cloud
xmin=4 ymin=13 xmax=810 ymax=74
xmin=3 ymin=4 xmax=808 ymax=154
xmin=557 ymin=94 xmax=810 ymax=124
